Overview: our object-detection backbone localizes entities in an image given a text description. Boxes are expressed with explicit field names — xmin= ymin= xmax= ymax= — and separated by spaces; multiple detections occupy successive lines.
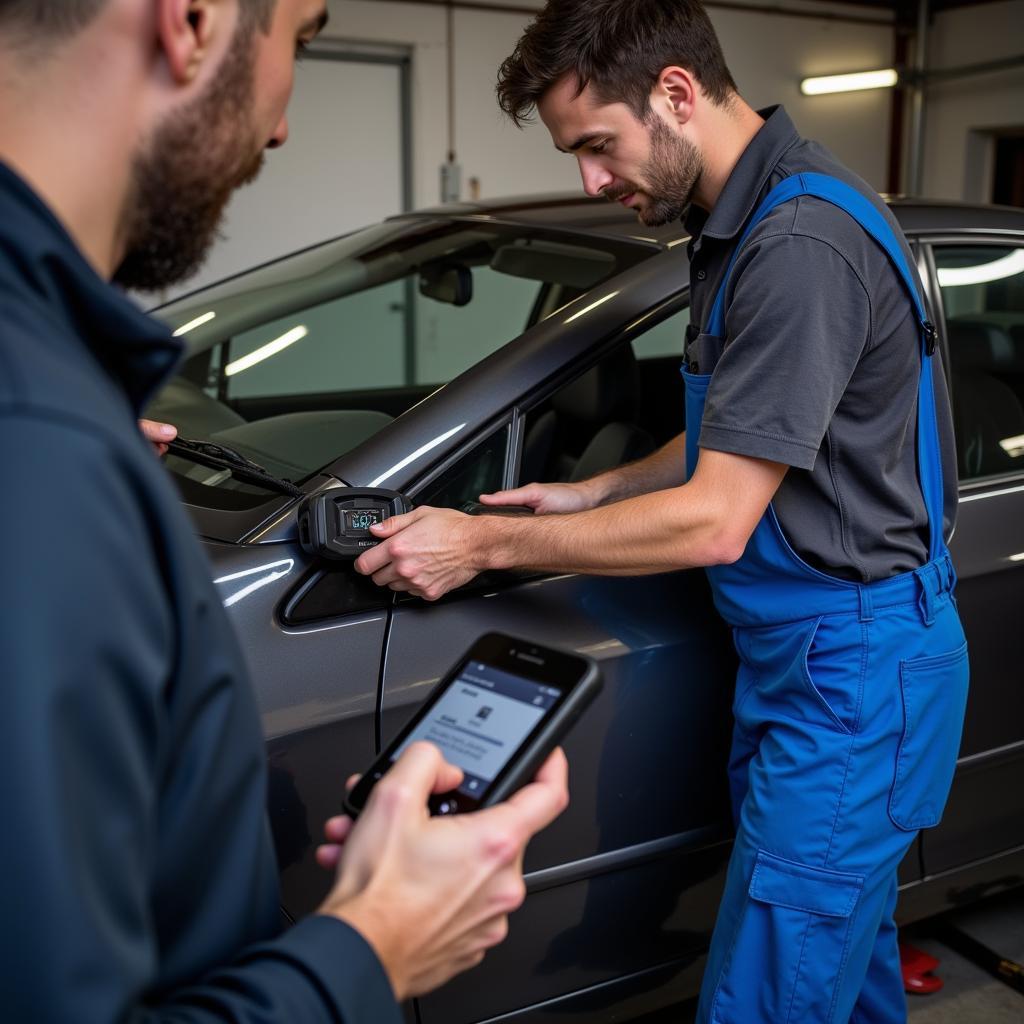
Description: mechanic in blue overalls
xmin=359 ymin=3 xmax=971 ymax=1019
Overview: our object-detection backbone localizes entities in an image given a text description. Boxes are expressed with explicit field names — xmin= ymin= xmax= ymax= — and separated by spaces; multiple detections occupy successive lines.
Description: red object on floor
xmin=899 ymin=941 xmax=944 ymax=995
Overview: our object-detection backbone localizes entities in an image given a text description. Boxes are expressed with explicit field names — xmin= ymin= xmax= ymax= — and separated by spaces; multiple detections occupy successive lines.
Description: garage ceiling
xmin=832 ymin=0 xmax=1003 ymax=14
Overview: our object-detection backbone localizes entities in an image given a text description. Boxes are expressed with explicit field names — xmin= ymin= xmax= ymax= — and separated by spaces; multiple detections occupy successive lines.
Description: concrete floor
xmin=904 ymin=889 xmax=1024 ymax=1023
xmin=633 ymin=889 xmax=1024 ymax=1023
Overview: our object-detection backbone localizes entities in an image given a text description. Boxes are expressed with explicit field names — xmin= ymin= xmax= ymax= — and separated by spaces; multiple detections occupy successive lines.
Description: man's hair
xmin=0 ymin=0 xmax=276 ymax=41
xmin=496 ymin=0 xmax=737 ymax=127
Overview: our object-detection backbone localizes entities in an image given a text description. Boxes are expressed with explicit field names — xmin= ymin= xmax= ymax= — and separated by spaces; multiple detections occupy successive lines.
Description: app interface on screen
xmin=395 ymin=662 xmax=561 ymax=798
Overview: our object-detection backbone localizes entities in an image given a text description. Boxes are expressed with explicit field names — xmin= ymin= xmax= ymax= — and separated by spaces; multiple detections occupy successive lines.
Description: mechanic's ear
xmin=654 ymin=66 xmax=697 ymax=127
xmin=156 ymin=0 xmax=222 ymax=86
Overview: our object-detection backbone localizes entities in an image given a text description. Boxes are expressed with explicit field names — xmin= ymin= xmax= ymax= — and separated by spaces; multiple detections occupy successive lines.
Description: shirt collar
xmin=0 ymin=162 xmax=183 ymax=412
xmin=684 ymin=105 xmax=801 ymax=245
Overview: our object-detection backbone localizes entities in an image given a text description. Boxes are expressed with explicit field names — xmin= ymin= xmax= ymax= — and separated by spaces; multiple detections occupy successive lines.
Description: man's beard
xmin=606 ymin=118 xmax=704 ymax=227
xmin=113 ymin=30 xmax=265 ymax=291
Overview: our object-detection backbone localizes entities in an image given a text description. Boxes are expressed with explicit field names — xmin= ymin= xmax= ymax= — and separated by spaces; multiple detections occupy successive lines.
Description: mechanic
xmin=0 ymin=2 xmax=567 ymax=1020
xmin=355 ymin=2 xmax=969 ymax=1021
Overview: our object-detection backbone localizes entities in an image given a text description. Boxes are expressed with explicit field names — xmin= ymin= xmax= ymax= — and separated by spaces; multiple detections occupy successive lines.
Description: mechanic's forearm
xmin=477 ymin=481 xmax=732 ymax=576
xmin=580 ymin=432 xmax=687 ymax=506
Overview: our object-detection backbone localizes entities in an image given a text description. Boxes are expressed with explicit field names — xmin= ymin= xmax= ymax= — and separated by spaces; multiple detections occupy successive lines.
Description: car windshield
xmin=148 ymin=217 xmax=651 ymax=506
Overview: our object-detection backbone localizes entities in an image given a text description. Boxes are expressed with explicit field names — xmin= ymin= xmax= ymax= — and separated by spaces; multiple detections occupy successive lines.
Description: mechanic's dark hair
xmin=0 ymin=0 xmax=106 ymax=37
xmin=0 ymin=0 xmax=276 ymax=42
xmin=497 ymin=0 xmax=737 ymax=127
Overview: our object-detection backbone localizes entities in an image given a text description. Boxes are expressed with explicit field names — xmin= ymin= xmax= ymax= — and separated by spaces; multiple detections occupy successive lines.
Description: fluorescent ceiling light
xmin=938 ymin=249 xmax=1024 ymax=288
xmin=225 ymin=325 xmax=309 ymax=377
xmin=1010 ymin=552 xmax=1024 ymax=562
xmin=173 ymin=311 xmax=216 ymax=336
xmin=800 ymin=69 xmax=898 ymax=96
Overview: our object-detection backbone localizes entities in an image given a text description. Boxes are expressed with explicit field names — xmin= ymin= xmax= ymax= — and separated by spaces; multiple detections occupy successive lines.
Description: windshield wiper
xmin=167 ymin=437 xmax=304 ymax=498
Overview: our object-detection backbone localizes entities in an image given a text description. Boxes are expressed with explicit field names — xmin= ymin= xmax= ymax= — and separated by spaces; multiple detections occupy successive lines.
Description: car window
xmin=631 ymin=305 xmax=689 ymax=360
xmin=147 ymin=220 xmax=652 ymax=506
xmin=414 ymin=425 xmax=510 ymax=510
xmin=521 ymin=307 xmax=688 ymax=487
xmin=225 ymin=268 xmax=542 ymax=400
xmin=934 ymin=244 xmax=1024 ymax=481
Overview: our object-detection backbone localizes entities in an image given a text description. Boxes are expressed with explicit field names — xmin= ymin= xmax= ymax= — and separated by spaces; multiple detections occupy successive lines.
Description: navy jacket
xmin=0 ymin=163 xmax=401 ymax=1023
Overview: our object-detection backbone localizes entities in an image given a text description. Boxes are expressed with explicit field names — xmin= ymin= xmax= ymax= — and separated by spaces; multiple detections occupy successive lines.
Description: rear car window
xmin=935 ymin=244 xmax=1024 ymax=481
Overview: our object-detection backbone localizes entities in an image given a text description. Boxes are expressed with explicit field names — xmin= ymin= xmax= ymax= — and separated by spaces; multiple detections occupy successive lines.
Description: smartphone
xmin=343 ymin=632 xmax=601 ymax=818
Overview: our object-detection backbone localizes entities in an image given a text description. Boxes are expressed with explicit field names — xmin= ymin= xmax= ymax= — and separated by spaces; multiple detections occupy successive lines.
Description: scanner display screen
xmin=345 ymin=509 xmax=383 ymax=531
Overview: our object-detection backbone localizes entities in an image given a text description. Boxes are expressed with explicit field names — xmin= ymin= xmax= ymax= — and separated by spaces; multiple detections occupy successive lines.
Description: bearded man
xmin=357 ymin=2 xmax=969 ymax=1022
xmin=0 ymin=2 xmax=567 ymax=1020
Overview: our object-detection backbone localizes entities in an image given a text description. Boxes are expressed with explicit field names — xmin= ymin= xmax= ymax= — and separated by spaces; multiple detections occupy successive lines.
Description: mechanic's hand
xmin=354 ymin=506 xmax=482 ymax=601
xmin=318 ymin=741 xmax=569 ymax=1000
xmin=479 ymin=481 xmax=595 ymax=515
xmin=139 ymin=418 xmax=177 ymax=456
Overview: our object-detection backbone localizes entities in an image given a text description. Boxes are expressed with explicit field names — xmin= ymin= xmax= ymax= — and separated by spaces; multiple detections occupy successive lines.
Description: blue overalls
xmin=684 ymin=174 xmax=970 ymax=1024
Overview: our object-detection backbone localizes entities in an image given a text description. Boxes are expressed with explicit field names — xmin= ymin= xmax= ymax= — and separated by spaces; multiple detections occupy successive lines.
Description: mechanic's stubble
xmin=620 ymin=116 xmax=704 ymax=227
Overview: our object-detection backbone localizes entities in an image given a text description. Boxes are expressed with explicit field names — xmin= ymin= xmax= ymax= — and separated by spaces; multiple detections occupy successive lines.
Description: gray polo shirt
xmin=684 ymin=106 xmax=957 ymax=582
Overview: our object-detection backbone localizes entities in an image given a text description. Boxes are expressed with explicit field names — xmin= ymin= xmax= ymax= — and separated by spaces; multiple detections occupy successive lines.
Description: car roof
xmin=401 ymin=191 xmax=1024 ymax=247
xmin=397 ymin=193 xmax=690 ymax=247
xmin=158 ymin=190 xmax=1024 ymax=318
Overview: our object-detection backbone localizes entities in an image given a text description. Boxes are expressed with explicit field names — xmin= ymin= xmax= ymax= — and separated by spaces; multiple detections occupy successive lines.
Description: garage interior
xmin=150 ymin=0 xmax=1024 ymax=303
xmin=5 ymin=0 xmax=1021 ymax=1021
xmin=156 ymin=1 xmax=1021 ymax=1020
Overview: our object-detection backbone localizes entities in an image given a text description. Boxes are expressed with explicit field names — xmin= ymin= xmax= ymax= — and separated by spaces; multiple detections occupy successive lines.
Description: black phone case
xmin=342 ymin=635 xmax=601 ymax=819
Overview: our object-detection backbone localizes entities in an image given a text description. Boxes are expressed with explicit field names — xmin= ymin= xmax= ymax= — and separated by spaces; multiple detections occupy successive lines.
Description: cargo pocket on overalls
xmin=889 ymin=642 xmax=970 ymax=831
xmin=711 ymin=850 xmax=864 ymax=1024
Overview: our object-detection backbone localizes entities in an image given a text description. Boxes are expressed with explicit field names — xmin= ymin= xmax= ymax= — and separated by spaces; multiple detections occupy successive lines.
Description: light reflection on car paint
xmin=214 ymin=558 xmax=295 ymax=608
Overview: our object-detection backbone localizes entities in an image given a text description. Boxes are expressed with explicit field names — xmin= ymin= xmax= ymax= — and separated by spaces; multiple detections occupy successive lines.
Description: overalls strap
xmin=702 ymin=172 xmax=945 ymax=562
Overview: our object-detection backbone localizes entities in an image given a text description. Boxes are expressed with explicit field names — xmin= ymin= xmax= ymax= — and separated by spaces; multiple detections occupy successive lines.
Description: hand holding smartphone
xmin=344 ymin=633 xmax=601 ymax=819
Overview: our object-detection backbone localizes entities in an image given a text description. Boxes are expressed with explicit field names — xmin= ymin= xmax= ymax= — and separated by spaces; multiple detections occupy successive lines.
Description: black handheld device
xmin=343 ymin=633 xmax=601 ymax=819
xmin=298 ymin=488 xmax=413 ymax=560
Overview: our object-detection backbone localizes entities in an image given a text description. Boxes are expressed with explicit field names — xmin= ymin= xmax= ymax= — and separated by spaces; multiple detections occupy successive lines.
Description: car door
xmin=371 ymin=301 xmax=740 ymax=1024
xmin=151 ymin=216 xmax=668 ymax=937
xmin=215 ymin=541 xmax=390 ymax=920
xmin=918 ymin=234 xmax=1024 ymax=878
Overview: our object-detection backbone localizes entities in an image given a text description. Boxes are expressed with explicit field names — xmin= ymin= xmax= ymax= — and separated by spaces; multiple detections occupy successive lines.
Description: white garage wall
xmin=328 ymin=0 xmax=896 ymax=211
xmin=921 ymin=0 xmax=1024 ymax=202
xmin=695 ymin=4 xmax=895 ymax=190
xmin=148 ymin=0 xmax=898 ymax=301
xmin=147 ymin=52 xmax=407 ymax=304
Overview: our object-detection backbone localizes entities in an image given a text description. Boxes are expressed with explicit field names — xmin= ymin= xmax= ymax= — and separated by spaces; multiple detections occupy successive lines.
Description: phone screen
xmin=392 ymin=660 xmax=564 ymax=799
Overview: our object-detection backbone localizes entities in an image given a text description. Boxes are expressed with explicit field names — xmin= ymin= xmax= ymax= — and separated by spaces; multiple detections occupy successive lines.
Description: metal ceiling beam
xmin=388 ymin=0 xmax=894 ymax=28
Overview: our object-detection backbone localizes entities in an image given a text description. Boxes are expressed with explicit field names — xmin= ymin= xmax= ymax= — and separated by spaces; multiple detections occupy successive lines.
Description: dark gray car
xmin=148 ymin=193 xmax=1024 ymax=1023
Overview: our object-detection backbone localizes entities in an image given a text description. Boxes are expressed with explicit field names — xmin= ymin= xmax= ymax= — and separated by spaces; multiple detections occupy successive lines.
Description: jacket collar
xmin=0 ymin=161 xmax=182 ymax=412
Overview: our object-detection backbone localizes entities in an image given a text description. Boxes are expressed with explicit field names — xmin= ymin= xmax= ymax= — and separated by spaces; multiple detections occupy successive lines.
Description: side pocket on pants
xmin=889 ymin=642 xmax=970 ymax=831
xmin=711 ymin=850 xmax=864 ymax=1024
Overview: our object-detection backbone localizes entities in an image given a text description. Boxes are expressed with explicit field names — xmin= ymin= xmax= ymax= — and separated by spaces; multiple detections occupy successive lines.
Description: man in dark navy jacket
xmin=0 ymin=2 xmax=568 ymax=1020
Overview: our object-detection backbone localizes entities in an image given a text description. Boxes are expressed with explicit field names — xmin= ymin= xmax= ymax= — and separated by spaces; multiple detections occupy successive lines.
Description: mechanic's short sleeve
xmin=699 ymin=231 xmax=871 ymax=470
